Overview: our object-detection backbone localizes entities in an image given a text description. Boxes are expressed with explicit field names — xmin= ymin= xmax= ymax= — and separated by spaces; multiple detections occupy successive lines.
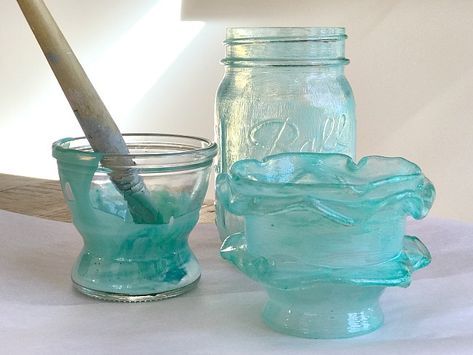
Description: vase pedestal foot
xmin=262 ymin=284 xmax=385 ymax=338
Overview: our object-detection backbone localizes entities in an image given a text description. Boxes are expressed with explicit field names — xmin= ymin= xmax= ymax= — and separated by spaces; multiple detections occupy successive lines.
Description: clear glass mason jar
xmin=215 ymin=27 xmax=356 ymax=241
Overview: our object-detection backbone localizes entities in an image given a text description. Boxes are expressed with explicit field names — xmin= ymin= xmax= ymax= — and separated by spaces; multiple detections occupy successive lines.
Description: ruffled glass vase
xmin=217 ymin=153 xmax=435 ymax=338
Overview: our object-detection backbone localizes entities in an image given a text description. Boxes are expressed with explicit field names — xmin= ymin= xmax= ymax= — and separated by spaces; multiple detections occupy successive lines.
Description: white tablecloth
xmin=0 ymin=209 xmax=472 ymax=354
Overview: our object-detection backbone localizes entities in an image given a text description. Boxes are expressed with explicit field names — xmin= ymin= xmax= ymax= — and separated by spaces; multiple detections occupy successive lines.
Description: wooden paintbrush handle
xmin=17 ymin=0 xmax=162 ymax=224
xmin=17 ymin=0 xmax=127 ymax=154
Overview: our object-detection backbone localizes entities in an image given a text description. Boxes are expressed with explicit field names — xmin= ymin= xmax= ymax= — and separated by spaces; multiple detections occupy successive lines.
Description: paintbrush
xmin=17 ymin=0 xmax=163 ymax=224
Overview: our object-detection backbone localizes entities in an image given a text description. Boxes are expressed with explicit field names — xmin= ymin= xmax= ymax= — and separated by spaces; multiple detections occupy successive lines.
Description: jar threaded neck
xmin=223 ymin=27 xmax=348 ymax=67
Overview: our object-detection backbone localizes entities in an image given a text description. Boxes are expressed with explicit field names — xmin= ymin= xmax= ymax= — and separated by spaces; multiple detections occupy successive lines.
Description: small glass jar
xmin=53 ymin=134 xmax=217 ymax=302
xmin=215 ymin=27 xmax=356 ymax=240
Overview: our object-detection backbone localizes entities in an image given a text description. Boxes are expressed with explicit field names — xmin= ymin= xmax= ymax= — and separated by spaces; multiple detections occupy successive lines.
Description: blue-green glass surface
xmin=53 ymin=134 xmax=216 ymax=302
xmin=217 ymin=153 xmax=435 ymax=338
xmin=215 ymin=27 xmax=356 ymax=241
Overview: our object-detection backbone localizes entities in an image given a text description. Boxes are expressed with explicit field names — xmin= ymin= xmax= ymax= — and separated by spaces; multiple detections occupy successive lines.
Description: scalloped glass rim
xmin=229 ymin=153 xmax=423 ymax=188
xmin=217 ymin=153 xmax=435 ymax=221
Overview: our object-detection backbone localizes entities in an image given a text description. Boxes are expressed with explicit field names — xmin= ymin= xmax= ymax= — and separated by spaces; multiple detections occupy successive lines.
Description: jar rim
xmin=53 ymin=133 xmax=217 ymax=157
xmin=52 ymin=133 xmax=217 ymax=172
xmin=225 ymin=27 xmax=346 ymax=44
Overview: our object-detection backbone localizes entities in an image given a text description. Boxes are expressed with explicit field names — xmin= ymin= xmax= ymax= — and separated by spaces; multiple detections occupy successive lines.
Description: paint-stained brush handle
xmin=17 ymin=0 xmax=162 ymax=224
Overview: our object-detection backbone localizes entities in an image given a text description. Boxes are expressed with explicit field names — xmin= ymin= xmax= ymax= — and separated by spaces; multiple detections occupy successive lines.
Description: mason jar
xmin=215 ymin=27 xmax=356 ymax=240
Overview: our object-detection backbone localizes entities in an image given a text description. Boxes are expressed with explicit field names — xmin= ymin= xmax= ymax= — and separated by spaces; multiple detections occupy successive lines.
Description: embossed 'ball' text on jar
xmin=215 ymin=27 xmax=356 ymax=240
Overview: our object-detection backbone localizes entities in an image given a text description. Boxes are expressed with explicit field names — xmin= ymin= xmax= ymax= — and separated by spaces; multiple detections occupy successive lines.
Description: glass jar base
xmin=72 ymin=276 xmax=200 ymax=303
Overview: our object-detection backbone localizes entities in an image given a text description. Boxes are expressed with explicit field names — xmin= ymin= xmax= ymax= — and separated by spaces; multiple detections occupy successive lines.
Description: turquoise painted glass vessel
xmin=53 ymin=134 xmax=217 ymax=302
xmin=217 ymin=153 xmax=435 ymax=338
xmin=215 ymin=27 xmax=356 ymax=241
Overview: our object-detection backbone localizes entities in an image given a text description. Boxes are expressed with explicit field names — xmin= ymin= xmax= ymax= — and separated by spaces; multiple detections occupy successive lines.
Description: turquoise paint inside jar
xmin=53 ymin=134 xmax=217 ymax=302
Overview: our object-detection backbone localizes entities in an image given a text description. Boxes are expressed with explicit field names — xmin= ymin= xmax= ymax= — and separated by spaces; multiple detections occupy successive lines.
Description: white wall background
xmin=0 ymin=0 xmax=472 ymax=221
